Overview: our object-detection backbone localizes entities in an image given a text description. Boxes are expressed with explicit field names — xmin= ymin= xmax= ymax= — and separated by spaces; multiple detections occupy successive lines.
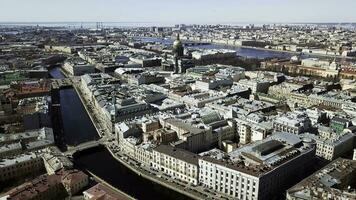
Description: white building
xmin=199 ymin=132 xmax=316 ymax=200
xmin=152 ymin=145 xmax=199 ymax=185
xmin=302 ymin=127 xmax=355 ymax=161
xmin=62 ymin=59 xmax=95 ymax=76
xmin=273 ymin=112 xmax=311 ymax=134
xmin=191 ymin=49 xmax=236 ymax=61
xmin=236 ymin=114 xmax=273 ymax=145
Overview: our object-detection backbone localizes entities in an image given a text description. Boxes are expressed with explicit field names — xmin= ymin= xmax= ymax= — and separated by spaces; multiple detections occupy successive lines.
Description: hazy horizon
xmin=1 ymin=0 xmax=356 ymax=24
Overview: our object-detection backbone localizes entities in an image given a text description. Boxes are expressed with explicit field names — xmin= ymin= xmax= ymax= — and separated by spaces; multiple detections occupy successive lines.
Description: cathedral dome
xmin=173 ymin=40 xmax=183 ymax=49
xmin=173 ymin=34 xmax=183 ymax=50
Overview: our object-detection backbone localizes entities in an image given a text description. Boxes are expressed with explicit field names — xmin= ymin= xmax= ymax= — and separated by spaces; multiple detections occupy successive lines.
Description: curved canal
xmin=49 ymin=67 xmax=191 ymax=200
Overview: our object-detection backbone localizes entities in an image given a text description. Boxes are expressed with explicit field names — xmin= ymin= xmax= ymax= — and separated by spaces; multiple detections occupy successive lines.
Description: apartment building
xmin=199 ymin=132 xmax=316 ymax=200
xmin=152 ymin=145 xmax=199 ymax=185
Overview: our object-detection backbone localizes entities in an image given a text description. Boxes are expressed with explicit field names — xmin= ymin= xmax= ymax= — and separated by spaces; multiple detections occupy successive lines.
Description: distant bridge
xmin=51 ymin=78 xmax=73 ymax=89
xmin=64 ymin=138 xmax=106 ymax=156
xmin=183 ymin=42 xmax=210 ymax=46
xmin=51 ymin=77 xmax=82 ymax=90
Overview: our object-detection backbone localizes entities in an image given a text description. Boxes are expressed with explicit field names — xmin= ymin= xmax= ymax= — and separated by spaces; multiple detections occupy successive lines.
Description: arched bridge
xmin=51 ymin=78 xmax=73 ymax=89
xmin=51 ymin=77 xmax=80 ymax=89
xmin=65 ymin=138 xmax=106 ymax=156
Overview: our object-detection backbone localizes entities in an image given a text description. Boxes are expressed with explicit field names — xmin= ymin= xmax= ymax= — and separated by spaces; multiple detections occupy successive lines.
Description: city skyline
xmin=1 ymin=1 xmax=356 ymax=200
xmin=1 ymin=0 xmax=356 ymax=23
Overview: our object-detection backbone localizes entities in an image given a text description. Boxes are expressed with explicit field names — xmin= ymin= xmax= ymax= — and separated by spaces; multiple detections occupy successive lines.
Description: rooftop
xmin=154 ymin=145 xmax=199 ymax=165
xmin=287 ymin=158 xmax=356 ymax=199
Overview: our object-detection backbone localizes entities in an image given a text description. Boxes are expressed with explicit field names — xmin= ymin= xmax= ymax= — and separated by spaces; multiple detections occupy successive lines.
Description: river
xmin=138 ymin=37 xmax=295 ymax=59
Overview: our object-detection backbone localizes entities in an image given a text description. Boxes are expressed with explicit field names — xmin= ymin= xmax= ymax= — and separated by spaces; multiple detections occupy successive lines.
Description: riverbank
xmin=72 ymin=82 xmax=105 ymax=138
xmin=86 ymin=170 xmax=136 ymax=200
xmin=105 ymin=145 xmax=206 ymax=200
xmin=150 ymin=36 xmax=356 ymax=60
xmin=237 ymin=45 xmax=356 ymax=60
xmin=71 ymin=77 xmax=208 ymax=200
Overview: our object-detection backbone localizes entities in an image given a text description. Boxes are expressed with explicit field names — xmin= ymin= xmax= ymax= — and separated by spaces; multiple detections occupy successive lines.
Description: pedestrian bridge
xmin=65 ymin=138 xmax=106 ymax=156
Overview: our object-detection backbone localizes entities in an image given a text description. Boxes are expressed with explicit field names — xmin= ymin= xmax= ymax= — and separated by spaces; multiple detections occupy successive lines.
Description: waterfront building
xmin=152 ymin=145 xmax=199 ymax=185
xmin=60 ymin=169 xmax=89 ymax=196
xmin=0 ymin=127 xmax=54 ymax=145
xmin=17 ymin=96 xmax=52 ymax=130
xmin=0 ymin=152 xmax=44 ymax=182
xmin=0 ymin=143 xmax=22 ymax=157
xmin=83 ymin=183 xmax=132 ymax=200
xmin=0 ymin=127 xmax=54 ymax=154
xmin=199 ymin=132 xmax=316 ymax=200
xmin=2 ymin=169 xmax=88 ymax=199
xmin=191 ymin=49 xmax=236 ymax=61
xmin=14 ymin=80 xmax=51 ymax=98
xmin=42 ymin=146 xmax=74 ymax=175
xmin=62 ymin=58 xmax=95 ymax=76
xmin=286 ymin=158 xmax=356 ymax=200
xmin=81 ymin=73 xmax=155 ymax=132
xmin=134 ymin=142 xmax=156 ymax=167
xmin=2 ymin=173 xmax=67 ymax=200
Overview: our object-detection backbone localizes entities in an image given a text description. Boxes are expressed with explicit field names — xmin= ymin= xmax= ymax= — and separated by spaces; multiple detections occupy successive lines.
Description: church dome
xmin=173 ymin=34 xmax=183 ymax=50
xmin=173 ymin=40 xmax=182 ymax=49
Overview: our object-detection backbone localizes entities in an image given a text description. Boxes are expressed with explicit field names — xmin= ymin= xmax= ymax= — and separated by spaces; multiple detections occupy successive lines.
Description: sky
xmin=0 ymin=0 xmax=355 ymax=24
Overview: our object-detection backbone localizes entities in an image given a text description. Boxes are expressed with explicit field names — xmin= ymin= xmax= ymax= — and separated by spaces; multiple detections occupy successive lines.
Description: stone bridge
xmin=64 ymin=138 xmax=106 ymax=156
xmin=51 ymin=78 xmax=73 ymax=89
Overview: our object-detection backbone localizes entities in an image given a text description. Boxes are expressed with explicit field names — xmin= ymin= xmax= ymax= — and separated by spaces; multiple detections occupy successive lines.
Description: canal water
xmin=59 ymin=88 xmax=99 ymax=145
xmin=75 ymin=147 xmax=191 ymax=200
xmin=49 ymin=67 xmax=99 ymax=146
xmin=48 ymin=67 xmax=191 ymax=200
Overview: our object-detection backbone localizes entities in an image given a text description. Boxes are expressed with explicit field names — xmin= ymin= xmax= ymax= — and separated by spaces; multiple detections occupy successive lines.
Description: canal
xmin=50 ymin=67 xmax=99 ymax=146
xmin=75 ymin=147 xmax=191 ymax=200
xmin=49 ymin=67 xmax=191 ymax=200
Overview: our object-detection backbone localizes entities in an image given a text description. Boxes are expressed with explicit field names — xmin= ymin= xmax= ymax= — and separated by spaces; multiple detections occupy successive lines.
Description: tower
xmin=172 ymin=34 xmax=184 ymax=73
xmin=173 ymin=34 xmax=184 ymax=58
